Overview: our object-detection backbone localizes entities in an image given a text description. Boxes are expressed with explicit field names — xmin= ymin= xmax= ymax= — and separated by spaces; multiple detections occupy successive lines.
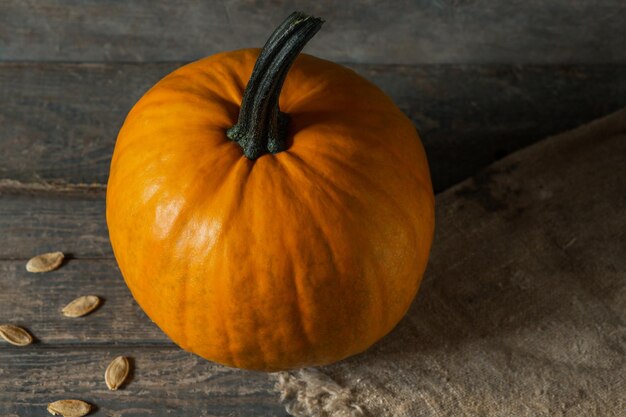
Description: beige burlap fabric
xmin=274 ymin=109 xmax=626 ymax=417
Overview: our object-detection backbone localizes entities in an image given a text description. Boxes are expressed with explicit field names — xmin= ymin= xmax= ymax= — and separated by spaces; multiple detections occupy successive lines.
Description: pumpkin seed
xmin=62 ymin=295 xmax=101 ymax=318
xmin=26 ymin=251 xmax=64 ymax=273
xmin=0 ymin=324 xmax=33 ymax=346
xmin=105 ymin=355 xmax=130 ymax=390
xmin=47 ymin=399 xmax=91 ymax=417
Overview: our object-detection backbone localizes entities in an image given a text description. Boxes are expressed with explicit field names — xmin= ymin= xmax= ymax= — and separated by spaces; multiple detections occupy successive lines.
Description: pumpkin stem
xmin=227 ymin=12 xmax=324 ymax=160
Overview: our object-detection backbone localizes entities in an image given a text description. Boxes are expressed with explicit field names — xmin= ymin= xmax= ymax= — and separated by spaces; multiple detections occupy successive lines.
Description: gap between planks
xmin=0 ymin=178 xmax=107 ymax=194
xmin=3 ymin=62 xmax=626 ymax=191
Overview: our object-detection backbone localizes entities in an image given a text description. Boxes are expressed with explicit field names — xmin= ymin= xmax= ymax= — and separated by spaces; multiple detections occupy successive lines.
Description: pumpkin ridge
xmin=280 ymin=151 xmax=418 ymax=338
xmin=301 ymin=149 xmax=421 ymax=242
xmin=278 ymin=59 xmax=335 ymax=110
xmin=281 ymin=232 xmax=314 ymax=365
xmin=177 ymin=171 xmax=229 ymax=354
xmin=191 ymin=49 xmax=259 ymax=104
xmin=290 ymin=150 xmax=427 ymax=329
xmin=262 ymin=159 xmax=322 ymax=357
xmin=164 ymin=53 xmax=248 ymax=100
xmin=153 ymin=189 xmax=200 ymax=352
xmin=188 ymin=63 xmax=248 ymax=111
xmin=273 ymin=155 xmax=376 ymax=355
xmin=280 ymin=151 xmax=364 ymax=211
xmin=212 ymin=161 xmax=255 ymax=368
xmin=234 ymin=164 xmax=274 ymax=369
xmin=170 ymin=160 xmax=251 ymax=366
xmin=289 ymin=112 xmax=432 ymax=196
xmin=129 ymin=97 xmax=236 ymax=133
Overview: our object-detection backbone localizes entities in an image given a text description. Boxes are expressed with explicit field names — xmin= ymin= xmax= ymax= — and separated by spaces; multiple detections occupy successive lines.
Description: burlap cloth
xmin=273 ymin=108 xmax=626 ymax=417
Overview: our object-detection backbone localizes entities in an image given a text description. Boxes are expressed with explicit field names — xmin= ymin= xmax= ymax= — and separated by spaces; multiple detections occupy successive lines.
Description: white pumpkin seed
xmin=0 ymin=324 xmax=33 ymax=346
xmin=62 ymin=295 xmax=101 ymax=318
xmin=105 ymin=355 xmax=130 ymax=390
xmin=26 ymin=251 xmax=64 ymax=273
xmin=47 ymin=399 xmax=91 ymax=417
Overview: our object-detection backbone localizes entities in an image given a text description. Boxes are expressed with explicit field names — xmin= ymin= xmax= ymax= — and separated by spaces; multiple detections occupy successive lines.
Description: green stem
xmin=226 ymin=12 xmax=324 ymax=160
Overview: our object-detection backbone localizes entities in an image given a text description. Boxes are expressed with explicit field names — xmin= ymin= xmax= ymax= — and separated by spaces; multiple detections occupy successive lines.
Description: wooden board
xmin=0 ymin=259 xmax=169 ymax=344
xmin=0 ymin=191 xmax=286 ymax=416
xmin=0 ymin=348 xmax=285 ymax=417
xmin=2 ymin=62 xmax=625 ymax=192
xmin=1 ymin=0 xmax=625 ymax=64
xmin=0 ymin=191 xmax=109 ymax=259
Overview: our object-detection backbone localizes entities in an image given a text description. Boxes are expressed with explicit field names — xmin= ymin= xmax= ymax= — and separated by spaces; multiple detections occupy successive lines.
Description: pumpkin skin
xmin=107 ymin=46 xmax=434 ymax=371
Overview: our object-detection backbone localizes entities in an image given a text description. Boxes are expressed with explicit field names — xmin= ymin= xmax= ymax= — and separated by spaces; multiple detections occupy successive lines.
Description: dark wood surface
xmin=0 ymin=186 xmax=288 ymax=416
xmin=0 ymin=349 xmax=283 ymax=416
xmin=0 ymin=259 xmax=164 ymax=343
xmin=2 ymin=62 xmax=625 ymax=192
xmin=0 ymin=190 xmax=110 ymax=258
xmin=1 ymin=2 xmax=624 ymax=416
xmin=1 ymin=0 xmax=625 ymax=64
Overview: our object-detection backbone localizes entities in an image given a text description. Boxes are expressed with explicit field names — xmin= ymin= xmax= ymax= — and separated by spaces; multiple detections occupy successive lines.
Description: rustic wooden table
xmin=1 ymin=2 xmax=625 ymax=416
xmin=0 ymin=185 xmax=288 ymax=415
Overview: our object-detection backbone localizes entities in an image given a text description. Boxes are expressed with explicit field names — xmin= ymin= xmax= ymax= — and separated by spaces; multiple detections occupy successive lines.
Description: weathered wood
xmin=361 ymin=64 xmax=626 ymax=191
xmin=0 ymin=259 xmax=171 ymax=344
xmin=1 ymin=62 xmax=625 ymax=191
xmin=0 ymin=0 xmax=625 ymax=64
xmin=0 ymin=348 xmax=285 ymax=416
xmin=0 ymin=194 xmax=286 ymax=415
xmin=0 ymin=191 xmax=110 ymax=258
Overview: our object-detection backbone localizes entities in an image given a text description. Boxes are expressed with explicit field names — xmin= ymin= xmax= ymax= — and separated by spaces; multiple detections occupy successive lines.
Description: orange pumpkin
xmin=106 ymin=12 xmax=434 ymax=371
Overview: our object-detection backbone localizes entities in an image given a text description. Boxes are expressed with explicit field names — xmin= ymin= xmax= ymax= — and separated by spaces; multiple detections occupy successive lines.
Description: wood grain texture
xmin=1 ymin=62 xmax=625 ymax=191
xmin=0 ymin=348 xmax=286 ymax=416
xmin=0 ymin=207 xmax=286 ymax=415
xmin=0 ymin=191 xmax=109 ymax=258
xmin=0 ymin=0 xmax=625 ymax=64
xmin=0 ymin=259 xmax=170 ymax=344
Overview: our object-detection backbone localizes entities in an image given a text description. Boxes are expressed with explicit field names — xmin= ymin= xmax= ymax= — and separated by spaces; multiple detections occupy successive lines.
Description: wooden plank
xmin=0 ymin=198 xmax=284 ymax=413
xmin=0 ymin=191 xmax=110 ymax=259
xmin=2 ymin=62 xmax=625 ymax=192
xmin=358 ymin=64 xmax=626 ymax=191
xmin=0 ymin=62 xmax=164 ymax=186
xmin=0 ymin=259 xmax=170 ymax=344
xmin=0 ymin=0 xmax=625 ymax=64
xmin=0 ymin=348 xmax=284 ymax=416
